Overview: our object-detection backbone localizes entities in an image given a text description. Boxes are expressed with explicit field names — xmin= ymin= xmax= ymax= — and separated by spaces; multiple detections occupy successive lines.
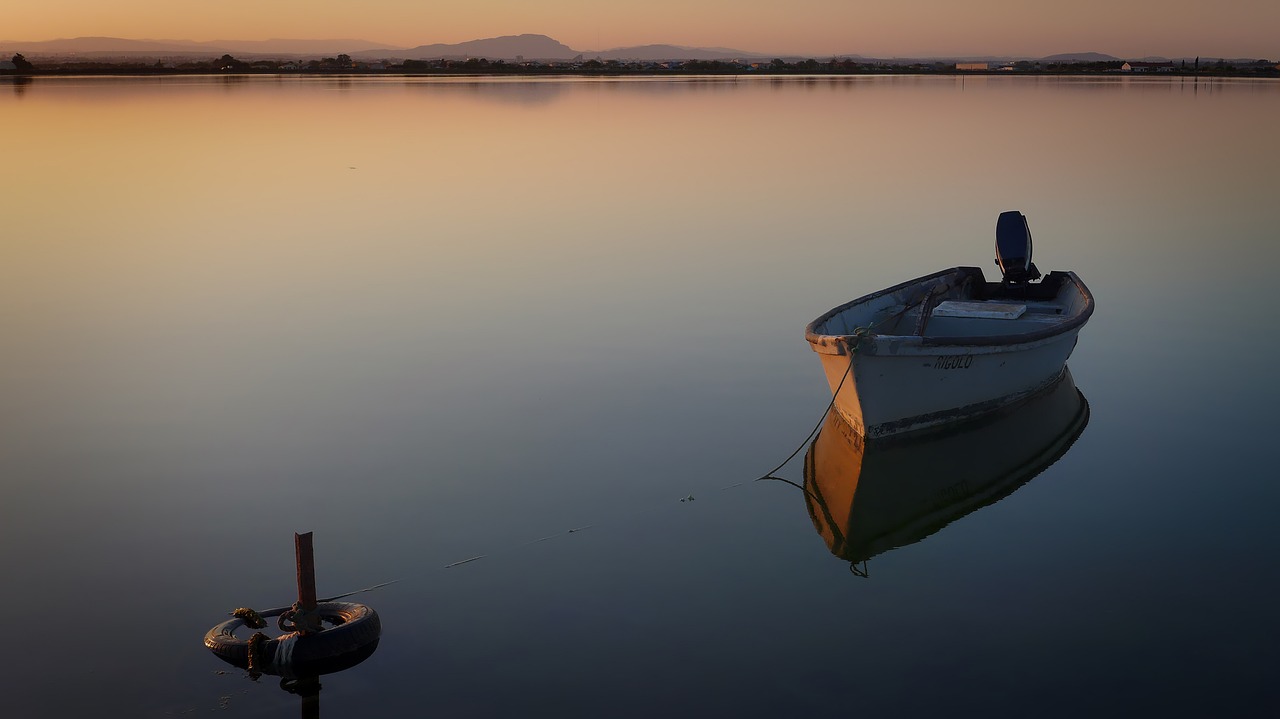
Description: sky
xmin=6 ymin=0 xmax=1278 ymax=58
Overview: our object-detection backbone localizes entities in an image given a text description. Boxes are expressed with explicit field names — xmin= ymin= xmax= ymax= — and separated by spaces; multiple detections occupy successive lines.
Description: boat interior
xmin=813 ymin=211 xmax=1091 ymax=340
xmin=873 ymin=275 xmax=1078 ymax=338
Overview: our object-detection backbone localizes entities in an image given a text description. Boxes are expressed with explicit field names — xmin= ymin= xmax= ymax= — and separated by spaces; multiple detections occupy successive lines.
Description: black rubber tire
xmin=204 ymin=602 xmax=381 ymax=675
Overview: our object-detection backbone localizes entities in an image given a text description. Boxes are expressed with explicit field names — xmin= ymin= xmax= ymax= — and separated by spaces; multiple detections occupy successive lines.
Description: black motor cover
xmin=995 ymin=210 xmax=1042 ymax=284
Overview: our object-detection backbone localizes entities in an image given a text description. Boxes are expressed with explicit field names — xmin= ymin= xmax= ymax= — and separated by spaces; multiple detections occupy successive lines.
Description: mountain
xmin=0 ymin=36 xmax=400 ymax=57
xmin=1039 ymin=52 xmax=1120 ymax=63
xmin=200 ymin=38 xmax=400 ymax=55
xmin=592 ymin=44 xmax=760 ymax=61
xmin=396 ymin=34 xmax=578 ymax=60
xmin=5 ymin=37 xmax=1204 ymax=65
xmin=0 ymin=37 xmax=205 ymax=54
xmin=5 ymin=33 xmax=764 ymax=62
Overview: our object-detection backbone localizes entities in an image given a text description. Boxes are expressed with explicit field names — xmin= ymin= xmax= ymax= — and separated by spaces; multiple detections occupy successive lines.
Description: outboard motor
xmin=995 ymin=210 xmax=1041 ymax=285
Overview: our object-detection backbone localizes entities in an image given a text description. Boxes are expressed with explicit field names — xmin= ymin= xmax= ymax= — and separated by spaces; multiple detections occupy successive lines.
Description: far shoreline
xmin=5 ymin=68 xmax=1277 ymax=79
xmin=4 ymin=53 xmax=1277 ymax=80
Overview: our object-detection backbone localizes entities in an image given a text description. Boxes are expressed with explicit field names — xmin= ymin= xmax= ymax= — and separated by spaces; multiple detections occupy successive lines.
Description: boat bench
xmin=919 ymin=300 xmax=1064 ymax=337
xmin=932 ymin=301 xmax=1027 ymax=320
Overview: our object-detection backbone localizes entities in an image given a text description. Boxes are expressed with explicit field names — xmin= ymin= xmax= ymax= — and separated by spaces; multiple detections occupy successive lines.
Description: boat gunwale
xmin=804 ymin=266 xmax=1094 ymax=352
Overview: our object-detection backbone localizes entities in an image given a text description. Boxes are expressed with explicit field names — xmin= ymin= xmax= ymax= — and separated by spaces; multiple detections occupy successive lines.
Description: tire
xmin=204 ymin=601 xmax=381 ymax=676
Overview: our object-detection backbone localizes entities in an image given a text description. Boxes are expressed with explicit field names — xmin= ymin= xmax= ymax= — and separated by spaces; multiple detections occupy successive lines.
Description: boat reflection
xmin=803 ymin=368 xmax=1089 ymax=576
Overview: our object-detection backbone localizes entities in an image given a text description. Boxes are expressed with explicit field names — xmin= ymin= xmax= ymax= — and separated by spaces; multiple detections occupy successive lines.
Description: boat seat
xmin=932 ymin=301 xmax=1026 ymax=320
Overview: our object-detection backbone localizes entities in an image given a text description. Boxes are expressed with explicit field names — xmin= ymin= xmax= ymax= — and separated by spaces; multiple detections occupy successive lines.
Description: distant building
xmin=1121 ymin=61 xmax=1175 ymax=72
xmin=956 ymin=62 xmax=988 ymax=71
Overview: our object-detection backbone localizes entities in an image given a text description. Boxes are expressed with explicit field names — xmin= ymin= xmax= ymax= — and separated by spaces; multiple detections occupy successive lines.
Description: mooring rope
xmin=427 ymin=290 xmax=945 ymax=570
xmin=753 ymin=284 xmax=943 ymax=487
xmin=232 ymin=607 xmax=267 ymax=629
xmin=318 ymin=580 xmax=401 ymax=603
xmin=246 ymin=631 xmax=269 ymax=676
xmin=756 ymin=347 xmax=856 ymax=482
xmin=224 ymin=287 xmax=948 ymax=612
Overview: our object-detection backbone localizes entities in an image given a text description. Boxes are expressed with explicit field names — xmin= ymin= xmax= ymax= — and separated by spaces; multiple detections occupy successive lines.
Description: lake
xmin=2 ymin=74 xmax=1278 ymax=717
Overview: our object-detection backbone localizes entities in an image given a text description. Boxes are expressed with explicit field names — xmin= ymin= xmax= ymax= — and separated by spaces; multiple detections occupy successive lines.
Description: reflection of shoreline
xmin=8 ymin=73 xmax=1273 ymax=105
xmin=803 ymin=368 xmax=1089 ymax=572
xmin=2 ymin=75 xmax=32 ymax=96
xmin=6 ymin=65 xmax=1276 ymax=79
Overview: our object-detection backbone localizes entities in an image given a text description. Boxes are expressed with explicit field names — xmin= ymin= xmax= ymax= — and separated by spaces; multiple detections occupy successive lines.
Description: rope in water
xmin=756 ymin=337 xmax=858 ymax=482
xmin=403 ymin=289 xmax=947 ymax=573
xmin=241 ymin=286 xmax=944 ymax=593
xmin=753 ymin=284 xmax=943 ymax=488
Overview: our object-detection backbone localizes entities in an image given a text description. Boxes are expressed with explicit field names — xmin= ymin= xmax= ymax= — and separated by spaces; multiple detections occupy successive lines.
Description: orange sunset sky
xmin=6 ymin=0 xmax=1278 ymax=58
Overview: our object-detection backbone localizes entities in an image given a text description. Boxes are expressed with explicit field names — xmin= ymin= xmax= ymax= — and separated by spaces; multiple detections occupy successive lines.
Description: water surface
xmin=2 ymin=75 xmax=1277 ymax=717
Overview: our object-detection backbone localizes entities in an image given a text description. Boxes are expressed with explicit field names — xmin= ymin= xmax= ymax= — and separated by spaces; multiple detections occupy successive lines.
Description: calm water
xmin=2 ymin=75 xmax=1278 ymax=717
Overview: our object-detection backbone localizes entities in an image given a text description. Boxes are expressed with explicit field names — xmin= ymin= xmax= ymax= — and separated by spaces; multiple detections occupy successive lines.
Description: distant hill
xmin=0 ymin=36 xmax=204 ymax=54
xmin=8 ymin=37 xmax=1245 ymax=66
xmin=205 ymin=38 xmax=398 ymax=55
xmin=593 ymin=44 xmax=760 ymax=61
xmin=0 ymin=36 xmax=399 ymax=57
xmin=5 ymin=33 xmax=763 ymax=63
xmin=395 ymin=34 xmax=578 ymax=60
xmin=1039 ymin=52 xmax=1120 ymax=63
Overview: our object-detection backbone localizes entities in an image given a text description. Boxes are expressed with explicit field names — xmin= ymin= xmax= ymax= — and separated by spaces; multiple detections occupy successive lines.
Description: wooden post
xmin=299 ymin=677 xmax=320 ymax=719
xmin=292 ymin=534 xmax=324 ymax=717
xmin=295 ymin=532 xmax=318 ymax=613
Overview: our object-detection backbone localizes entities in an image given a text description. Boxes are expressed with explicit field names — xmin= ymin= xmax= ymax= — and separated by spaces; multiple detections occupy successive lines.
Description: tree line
xmin=6 ymin=52 xmax=1276 ymax=77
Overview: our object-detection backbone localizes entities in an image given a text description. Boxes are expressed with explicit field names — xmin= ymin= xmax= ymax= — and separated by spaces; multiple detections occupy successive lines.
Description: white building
xmin=1121 ymin=61 xmax=1175 ymax=72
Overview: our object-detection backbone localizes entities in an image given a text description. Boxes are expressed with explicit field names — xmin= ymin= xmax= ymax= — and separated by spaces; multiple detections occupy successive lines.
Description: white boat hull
xmin=816 ymin=330 xmax=1080 ymax=438
xmin=806 ymin=266 xmax=1093 ymax=439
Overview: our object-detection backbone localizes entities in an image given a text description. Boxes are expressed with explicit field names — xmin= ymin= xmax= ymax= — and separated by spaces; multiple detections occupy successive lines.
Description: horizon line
xmin=1 ymin=34 xmax=1273 ymax=62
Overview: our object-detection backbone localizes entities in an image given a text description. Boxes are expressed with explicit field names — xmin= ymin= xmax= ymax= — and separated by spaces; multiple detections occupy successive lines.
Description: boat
xmin=804 ymin=211 xmax=1093 ymax=439
xmin=803 ymin=367 xmax=1089 ymax=574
